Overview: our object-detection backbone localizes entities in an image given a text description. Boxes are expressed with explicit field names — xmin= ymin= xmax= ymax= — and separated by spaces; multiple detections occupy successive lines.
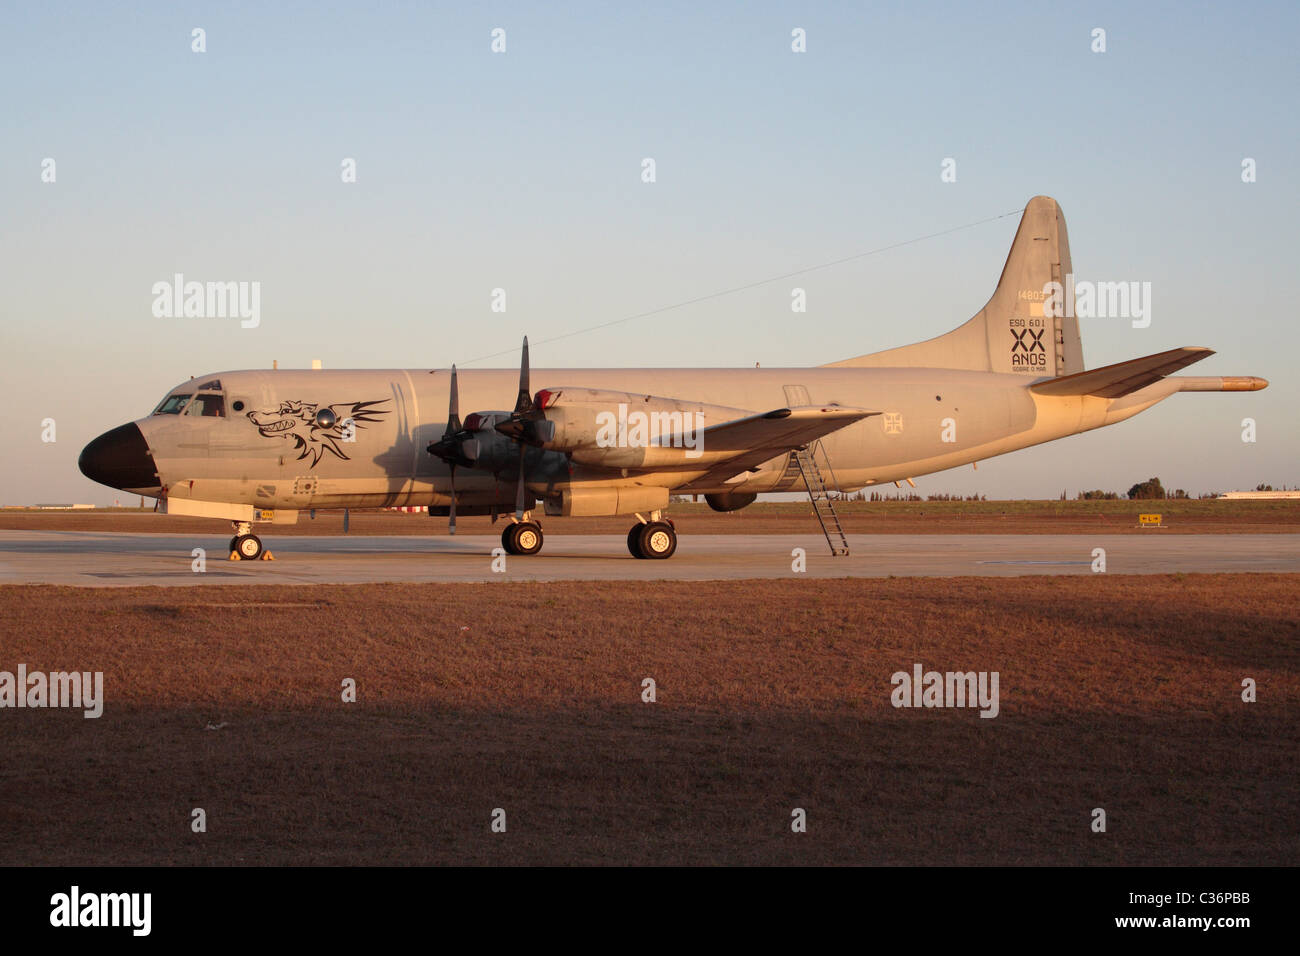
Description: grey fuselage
xmin=127 ymin=363 xmax=1172 ymax=516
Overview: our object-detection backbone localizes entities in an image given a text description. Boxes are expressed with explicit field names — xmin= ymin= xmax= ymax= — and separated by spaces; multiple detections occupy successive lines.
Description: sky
xmin=2 ymin=1 xmax=1296 ymax=504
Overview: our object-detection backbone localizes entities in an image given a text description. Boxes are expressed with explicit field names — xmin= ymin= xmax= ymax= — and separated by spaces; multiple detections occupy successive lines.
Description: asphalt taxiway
xmin=0 ymin=530 xmax=1297 ymax=587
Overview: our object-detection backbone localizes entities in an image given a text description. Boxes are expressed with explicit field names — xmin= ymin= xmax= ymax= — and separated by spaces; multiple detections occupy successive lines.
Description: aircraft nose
xmin=78 ymin=423 xmax=160 ymax=491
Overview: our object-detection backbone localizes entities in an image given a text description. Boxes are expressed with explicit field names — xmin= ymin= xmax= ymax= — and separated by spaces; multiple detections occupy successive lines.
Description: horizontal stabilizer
xmin=1029 ymin=347 xmax=1214 ymax=399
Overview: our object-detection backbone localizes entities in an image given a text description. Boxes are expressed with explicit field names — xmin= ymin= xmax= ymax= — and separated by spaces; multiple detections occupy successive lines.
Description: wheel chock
xmin=261 ymin=551 xmax=275 ymax=561
xmin=228 ymin=551 xmax=240 ymax=561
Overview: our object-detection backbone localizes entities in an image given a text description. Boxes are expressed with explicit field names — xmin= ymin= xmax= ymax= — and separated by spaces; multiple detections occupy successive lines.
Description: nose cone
xmin=79 ymin=423 xmax=160 ymax=491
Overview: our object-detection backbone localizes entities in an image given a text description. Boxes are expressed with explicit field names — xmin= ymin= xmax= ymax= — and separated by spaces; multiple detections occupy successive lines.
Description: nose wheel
xmin=233 ymin=533 xmax=264 ymax=561
xmin=229 ymin=521 xmax=267 ymax=561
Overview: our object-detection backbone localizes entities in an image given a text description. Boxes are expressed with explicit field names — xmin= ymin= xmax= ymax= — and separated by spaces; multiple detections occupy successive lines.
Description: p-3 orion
xmin=79 ymin=197 xmax=1266 ymax=560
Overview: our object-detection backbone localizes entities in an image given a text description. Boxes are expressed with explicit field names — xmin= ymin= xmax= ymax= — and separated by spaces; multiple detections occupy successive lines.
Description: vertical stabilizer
xmin=825 ymin=196 xmax=1084 ymax=376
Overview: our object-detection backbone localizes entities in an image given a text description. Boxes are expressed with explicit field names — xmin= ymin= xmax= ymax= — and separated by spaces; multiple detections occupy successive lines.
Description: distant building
xmin=1218 ymin=491 xmax=1300 ymax=500
xmin=32 ymin=504 xmax=96 ymax=510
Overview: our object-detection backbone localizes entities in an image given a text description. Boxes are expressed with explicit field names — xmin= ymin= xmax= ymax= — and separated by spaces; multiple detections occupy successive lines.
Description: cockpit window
xmin=185 ymin=394 xmax=225 ymax=417
xmin=153 ymin=394 xmax=193 ymax=415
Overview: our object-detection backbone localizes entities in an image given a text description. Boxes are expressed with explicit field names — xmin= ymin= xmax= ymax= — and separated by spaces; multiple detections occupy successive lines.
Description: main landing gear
xmin=501 ymin=513 xmax=544 ymax=556
xmin=628 ymin=511 xmax=676 ymax=560
xmin=228 ymin=521 xmax=272 ymax=561
xmin=494 ymin=510 xmax=678 ymax=559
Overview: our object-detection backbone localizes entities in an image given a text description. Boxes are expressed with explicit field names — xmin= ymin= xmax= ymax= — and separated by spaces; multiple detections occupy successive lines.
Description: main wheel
xmin=513 ymin=522 xmax=544 ymax=555
xmin=501 ymin=524 xmax=520 ymax=555
xmin=234 ymin=534 xmax=263 ymax=561
xmin=638 ymin=521 xmax=676 ymax=559
xmin=627 ymin=524 xmax=647 ymax=558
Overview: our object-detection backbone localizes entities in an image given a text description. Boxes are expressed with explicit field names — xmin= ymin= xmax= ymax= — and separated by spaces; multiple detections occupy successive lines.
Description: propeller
xmin=493 ymin=337 xmax=549 ymax=443
xmin=428 ymin=339 xmax=552 ymax=528
xmin=493 ymin=337 xmax=554 ymax=519
xmin=427 ymin=365 xmax=480 ymax=534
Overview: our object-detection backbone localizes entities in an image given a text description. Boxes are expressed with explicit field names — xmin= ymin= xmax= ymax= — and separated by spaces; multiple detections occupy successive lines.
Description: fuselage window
xmin=186 ymin=394 xmax=226 ymax=417
xmin=153 ymin=394 xmax=193 ymax=415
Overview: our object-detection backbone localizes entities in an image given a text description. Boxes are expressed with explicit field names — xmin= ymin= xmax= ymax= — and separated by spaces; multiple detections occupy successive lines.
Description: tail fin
xmin=825 ymin=196 xmax=1084 ymax=377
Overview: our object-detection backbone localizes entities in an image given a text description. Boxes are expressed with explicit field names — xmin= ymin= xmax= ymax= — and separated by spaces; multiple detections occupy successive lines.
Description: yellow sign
xmin=1138 ymin=513 xmax=1162 ymax=527
xmin=259 ymin=509 xmax=275 ymax=521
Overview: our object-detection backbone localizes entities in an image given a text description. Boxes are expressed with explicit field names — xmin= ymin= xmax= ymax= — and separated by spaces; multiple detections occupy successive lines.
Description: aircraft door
xmin=783 ymin=384 xmax=811 ymax=407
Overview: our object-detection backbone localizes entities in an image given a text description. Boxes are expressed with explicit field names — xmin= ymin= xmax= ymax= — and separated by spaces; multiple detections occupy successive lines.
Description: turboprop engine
xmin=448 ymin=411 xmax=530 ymax=473
xmin=532 ymin=387 xmax=747 ymax=469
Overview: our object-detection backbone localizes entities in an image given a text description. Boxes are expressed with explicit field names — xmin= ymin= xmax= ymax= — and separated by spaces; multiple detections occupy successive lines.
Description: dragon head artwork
xmin=246 ymin=399 xmax=391 ymax=467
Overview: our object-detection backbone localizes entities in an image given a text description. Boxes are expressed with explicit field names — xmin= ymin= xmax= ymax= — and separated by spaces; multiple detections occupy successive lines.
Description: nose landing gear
xmin=228 ymin=521 xmax=272 ymax=561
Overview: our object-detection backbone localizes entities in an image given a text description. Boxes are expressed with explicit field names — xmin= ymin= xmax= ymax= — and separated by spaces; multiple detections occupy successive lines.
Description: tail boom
xmin=1175 ymin=376 xmax=1269 ymax=392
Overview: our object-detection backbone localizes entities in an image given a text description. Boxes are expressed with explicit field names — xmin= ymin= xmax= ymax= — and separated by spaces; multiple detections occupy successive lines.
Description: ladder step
xmin=793 ymin=443 xmax=850 ymax=557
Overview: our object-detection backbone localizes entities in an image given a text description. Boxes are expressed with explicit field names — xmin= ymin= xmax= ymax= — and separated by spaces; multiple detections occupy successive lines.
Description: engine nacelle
xmin=544 ymin=484 xmax=669 ymax=517
xmin=534 ymin=387 xmax=749 ymax=469
xmin=705 ymin=491 xmax=757 ymax=512
xmin=458 ymin=412 xmax=524 ymax=471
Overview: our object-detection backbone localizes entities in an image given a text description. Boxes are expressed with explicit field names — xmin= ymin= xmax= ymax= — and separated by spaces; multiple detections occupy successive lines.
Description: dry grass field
xmin=1 ymin=574 xmax=1296 ymax=865
xmin=3 ymin=498 xmax=1299 ymax=536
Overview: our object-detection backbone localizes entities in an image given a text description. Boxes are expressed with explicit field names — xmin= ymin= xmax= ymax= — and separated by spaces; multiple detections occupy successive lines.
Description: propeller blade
xmin=515 ymin=337 xmax=531 ymax=415
xmin=430 ymin=365 xmax=476 ymax=464
xmin=447 ymin=364 xmax=461 ymax=434
xmin=496 ymin=336 xmax=548 ymax=443
xmin=515 ymin=444 xmax=527 ymax=519
xmin=449 ymin=463 xmax=457 ymax=535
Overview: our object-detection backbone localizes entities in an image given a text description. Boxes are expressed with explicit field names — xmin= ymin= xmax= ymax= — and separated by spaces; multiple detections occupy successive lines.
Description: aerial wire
xmin=457 ymin=207 xmax=1025 ymax=366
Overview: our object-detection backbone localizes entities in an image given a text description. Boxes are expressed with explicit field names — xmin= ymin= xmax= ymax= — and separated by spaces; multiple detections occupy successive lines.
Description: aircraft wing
xmin=682 ymin=405 xmax=876 ymax=483
xmin=1029 ymin=347 xmax=1214 ymax=399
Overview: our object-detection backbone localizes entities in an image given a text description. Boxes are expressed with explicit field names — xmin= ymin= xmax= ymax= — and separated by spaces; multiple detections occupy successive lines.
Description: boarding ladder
xmin=793 ymin=441 xmax=850 ymax=556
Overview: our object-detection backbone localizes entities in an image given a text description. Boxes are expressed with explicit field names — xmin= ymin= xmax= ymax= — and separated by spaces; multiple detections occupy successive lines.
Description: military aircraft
xmin=79 ymin=196 xmax=1266 ymax=560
